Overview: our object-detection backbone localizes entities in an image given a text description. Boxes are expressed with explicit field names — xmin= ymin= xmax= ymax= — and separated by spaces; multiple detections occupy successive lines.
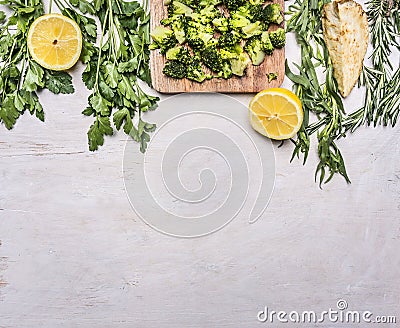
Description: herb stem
xmin=94 ymin=7 xmax=110 ymax=92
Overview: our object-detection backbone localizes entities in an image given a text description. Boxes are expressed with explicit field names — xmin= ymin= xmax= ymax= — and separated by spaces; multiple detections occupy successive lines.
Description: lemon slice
xmin=27 ymin=14 xmax=82 ymax=71
xmin=249 ymin=88 xmax=303 ymax=140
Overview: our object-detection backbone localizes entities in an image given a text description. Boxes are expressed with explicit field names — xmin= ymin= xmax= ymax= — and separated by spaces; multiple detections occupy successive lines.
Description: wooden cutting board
xmin=150 ymin=0 xmax=285 ymax=93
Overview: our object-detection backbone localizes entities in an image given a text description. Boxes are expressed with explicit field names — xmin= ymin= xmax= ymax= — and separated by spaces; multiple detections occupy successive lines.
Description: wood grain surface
xmin=1 ymin=1 xmax=400 ymax=326
xmin=150 ymin=0 xmax=285 ymax=93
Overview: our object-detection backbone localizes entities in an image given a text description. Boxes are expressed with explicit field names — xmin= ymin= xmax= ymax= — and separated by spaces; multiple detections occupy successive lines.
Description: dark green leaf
xmin=45 ymin=70 xmax=74 ymax=94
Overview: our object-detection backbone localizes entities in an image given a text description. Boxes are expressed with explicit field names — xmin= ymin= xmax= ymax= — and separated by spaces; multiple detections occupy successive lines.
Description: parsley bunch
xmin=0 ymin=0 xmax=74 ymax=130
xmin=55 ymin=0 xmax=159 ymax=152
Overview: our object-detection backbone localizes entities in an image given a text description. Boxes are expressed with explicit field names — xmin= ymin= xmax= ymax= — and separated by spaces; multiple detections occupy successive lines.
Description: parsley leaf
xmin=87 ymin=116 xmax=113 ymax=151
xmin=45 ymin=70 xmax=75 ymax=94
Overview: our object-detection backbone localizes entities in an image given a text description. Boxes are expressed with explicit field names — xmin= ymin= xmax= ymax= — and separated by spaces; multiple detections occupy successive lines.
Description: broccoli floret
xmin=199 ymin=0 xmax=222 ymax=6
xmin=244 ymin=36 xmax=265 ymax=65
xmin=167 ymin=1 xmax=193 ymax=17
xmin=249 ymin=4 xmax=264 ymax=22
xmin=161 ymin=15 xmax=189 ymax=44
xmin=186 ymin=21 xmax=216 ymax=50
xmin=187 ymin=57 xmax=211 ymax=82
xmin=242 ymin=21 xmax=263 ymax=38
xmin=267 ymin=72 xmax=278 ymax=82
xmin=163 ymin=60 xmax=187 ymax=78
xmin=187 ymin=33 xmax=215 ymax=50
xmin=201 ymin=46 xmax=224 ymax=72
xmin=212 ymin=17 xmax=229 ymax=32
xmin=150 ymin=26 xmax=177 ymax=54
xmin=263 ymin=3 xmax=283 ymax=25
xmin=220 ymin=48 xmax=239 ymax=60
xmin=223 ymin=0 xmax=245 ymax=11
xmin=218 ymin=31 xmax=241 ymax=48
xmin=219 ymin=61 xmax=233 ymax=79
xmin=175 ymin=0 xmax=198 ymax=7
xmin=269 ymin=28 xmax=286 ymax=48
xmin=234 ymin=4 xmax=253 ymax=20
xmin=249 ymin=0 xmax=264 ymax=5
xmin=165 ymin=46 xmax=192 ymax=64
xmin=260 ymin=31 xmax=274 ymax=55
xmin=229 ymin=11 xmax=251 ymax=30
xmin=189 ymin=6 xmax=221 ymax=25
xmin=172 ymin=17 xmax=188 ymax=44
xmin=201 ymin=46 xmax=232 ymax=78
xmin=230 ymin=52 xmax=251 ymax=76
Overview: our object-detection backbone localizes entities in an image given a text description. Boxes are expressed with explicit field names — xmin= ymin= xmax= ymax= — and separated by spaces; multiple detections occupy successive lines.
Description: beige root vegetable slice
xmin=322 ymin=0 xmax=369 ymax=97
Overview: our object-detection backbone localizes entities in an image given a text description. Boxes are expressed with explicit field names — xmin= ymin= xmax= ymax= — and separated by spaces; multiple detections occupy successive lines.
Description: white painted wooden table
xmin=0 ymin=1 xmax=399 ymax=326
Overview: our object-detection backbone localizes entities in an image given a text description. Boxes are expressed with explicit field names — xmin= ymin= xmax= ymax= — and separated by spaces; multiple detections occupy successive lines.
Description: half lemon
xmin=249 ymin=88 xmax=303 ymax=140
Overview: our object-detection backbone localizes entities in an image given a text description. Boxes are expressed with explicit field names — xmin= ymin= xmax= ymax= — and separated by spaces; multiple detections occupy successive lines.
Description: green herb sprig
xmin=54 ymin=0 xmax=159 ymax=152
xmin=286 ymin=0 xmax=350 ymax=185
xmin=344 ymin=0 xmax=400 ymax=131
xmin=0 ymin=0 xmax=74 ymax=130
xmin=286 ymin=0 xmax=399 ymax=185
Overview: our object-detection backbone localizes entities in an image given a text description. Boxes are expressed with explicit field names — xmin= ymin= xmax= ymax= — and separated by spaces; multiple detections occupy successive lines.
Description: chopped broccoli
xmin=267 ymin=72 xmax=278 ymax=82
xmin=220 ymin=48 xmax=239 ymax=60
xmin=230 ymin=52 xmax=251 ymax=76
xmin=175 ymin=0 xmax=198 ymax=7
xmin=249 ymin=4 xmax=264 ymax=22
xmin=163 ymin=60 xmax=187 ymax=78
xmin=242 ymin=21 xmax=263 ymax=38
xmin=186 ymin=21 xmax=216 ymax=50
xmin=150 ymin=26 xmax=177 ymax=54
xmin=153 ymin=0 xmax=286 ymax=82
xmin=162 ymin=16 xmax=189 ymax=44
xmin=189 ymin=6 xmax=221 ymax=25
xmin=244 ymin=36 xmax=265 ymax=65
xmin=229 ymin=11 xmax=251 ymax=30
xmin=199 ymin=0 xmax=222 ymax=7
xmin=223 ymin=0 xmax=245 ymax=11
xmin=263 ymin=3 xmax=283 ymax=25
xmin=260 ymin=31 xmax=274 ymax=55
xmin=234 ymin=4 xmax=253 ymax=20
xmin=216 ymin=61 xmax=232 ymax=79
xmin=165 ymin=46 xmax=192 ymax=64
xmin=201 ymin=46 xmax=233 ymax=78
xmin=218 ymin=31 xmax=241 ymax=48
xmin=212 ymin=17 xmax=229 ymax=33
xmin=249 ymin=0 xmax=264 ymax=5
xmin=201 ymin=46 xmax=224 ymax=72
xmin=167 ymin=1 xmax=193 ymax=17
xmin=187 ymin=57 xmax=211 ymax=82
xmin=269 ymin=28 xmax=286 ymax=48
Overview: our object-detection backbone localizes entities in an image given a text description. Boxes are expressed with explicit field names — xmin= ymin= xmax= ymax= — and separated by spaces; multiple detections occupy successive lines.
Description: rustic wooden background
xmin=1 ymin=1 xmax=399 ymax=327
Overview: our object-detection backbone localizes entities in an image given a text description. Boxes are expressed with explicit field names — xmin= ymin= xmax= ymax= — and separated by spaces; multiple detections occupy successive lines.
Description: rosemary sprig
xmin=344 ymin=0 xmax=400 ymax=131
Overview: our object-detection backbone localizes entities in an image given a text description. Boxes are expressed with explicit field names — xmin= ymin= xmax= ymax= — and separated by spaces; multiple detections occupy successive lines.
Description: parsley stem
xmin=94 ymin=7 xmax=110 ymax=92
